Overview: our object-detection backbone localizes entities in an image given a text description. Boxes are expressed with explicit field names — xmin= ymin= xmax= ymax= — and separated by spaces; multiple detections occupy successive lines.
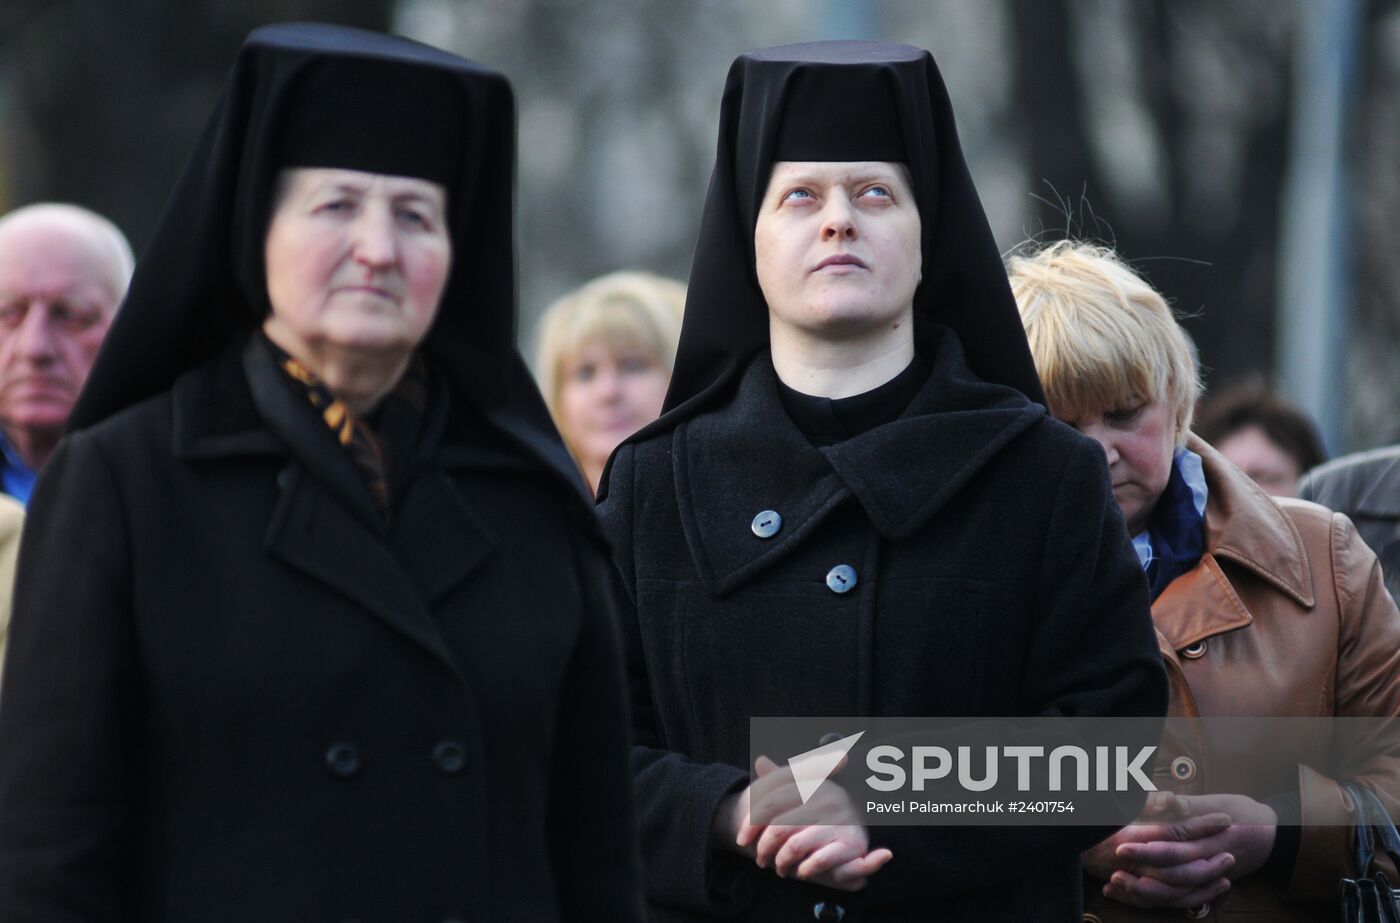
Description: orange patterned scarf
xmin=268 ymin=341 xmax=427 ymax=522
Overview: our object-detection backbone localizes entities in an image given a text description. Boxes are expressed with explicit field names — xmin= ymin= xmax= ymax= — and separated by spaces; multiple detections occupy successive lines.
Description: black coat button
xmin=325 ymin=742 xmax=360 ymax=777
xmin=432 ymin=738 xmax=467 ymax=774
xmin=326 ymin=739 xmax=364 ymax=778
xmin=813 ymin=901 xmax=846 ymax=921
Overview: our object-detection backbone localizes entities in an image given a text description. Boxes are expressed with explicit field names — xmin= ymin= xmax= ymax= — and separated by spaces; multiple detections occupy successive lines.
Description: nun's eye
xmin=782 ymin=188 xmax=814 ymax=203
xmin=396 ymin=207 xmax=431 ymax=229
xmin=860 ymin=185 xmax=893 ymax=199
xmin=317 ymin=198 xmax=356 ymax=215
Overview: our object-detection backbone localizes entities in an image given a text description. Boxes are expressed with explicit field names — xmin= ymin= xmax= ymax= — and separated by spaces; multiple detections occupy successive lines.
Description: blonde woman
xmin=1010 ymin=240 xmax=1400 ymax=921
xmin=534 ymin=270 xmax=683 ymax=493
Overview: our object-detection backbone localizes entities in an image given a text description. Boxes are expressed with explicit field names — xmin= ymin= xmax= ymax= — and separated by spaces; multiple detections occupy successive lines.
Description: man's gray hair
xmin=0 ymin=202 xmax=135 ymax=306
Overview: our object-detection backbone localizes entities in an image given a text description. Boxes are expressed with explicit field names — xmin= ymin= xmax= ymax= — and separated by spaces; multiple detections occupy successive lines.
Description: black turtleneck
xmin=776 ymin=353 xmax=930 ymax=447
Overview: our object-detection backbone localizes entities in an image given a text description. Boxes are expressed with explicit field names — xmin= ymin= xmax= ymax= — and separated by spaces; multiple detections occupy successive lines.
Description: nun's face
xmin=754 ymin=161 xmax=921 ymax=339
xmin=263 ymin=168 xmax=450 ymax=398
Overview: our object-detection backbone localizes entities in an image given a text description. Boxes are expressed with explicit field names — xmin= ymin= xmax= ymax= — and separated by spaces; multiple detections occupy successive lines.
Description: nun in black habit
xmin=597 ymin=41 xmax=1167 ymax=922
xmin=0 ymin=23 xmax=642 ymax=923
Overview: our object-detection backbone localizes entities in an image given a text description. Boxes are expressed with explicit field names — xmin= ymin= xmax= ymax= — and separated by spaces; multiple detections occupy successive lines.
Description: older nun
xmin=0 ymin=24 xmax=641 ymax=922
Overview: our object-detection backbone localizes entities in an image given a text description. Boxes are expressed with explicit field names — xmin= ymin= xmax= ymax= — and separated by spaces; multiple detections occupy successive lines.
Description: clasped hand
xmin=1084 ymin=791 xmax=1278 ymax=910
xmin=715 ymin=754 xmax=893 ymax=892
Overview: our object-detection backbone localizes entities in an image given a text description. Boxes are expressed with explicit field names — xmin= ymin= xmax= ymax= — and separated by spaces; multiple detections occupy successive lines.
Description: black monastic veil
xmin=71 ymin=22 xmax=586 ymax=507
xmin=599 ymin=40 xmax=1045 ymax=504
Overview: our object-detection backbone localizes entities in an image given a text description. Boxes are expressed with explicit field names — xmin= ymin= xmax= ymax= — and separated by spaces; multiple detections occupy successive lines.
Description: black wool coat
xmin=599 ymin=328 xmax=1167 ymax=923
xmin=0 ymin=339 xmax=642 ymax=923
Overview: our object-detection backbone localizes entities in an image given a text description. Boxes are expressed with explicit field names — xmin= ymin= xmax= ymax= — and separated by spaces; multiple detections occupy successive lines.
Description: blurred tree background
xmin=1 ymin=0 xmax=1396 ymax=450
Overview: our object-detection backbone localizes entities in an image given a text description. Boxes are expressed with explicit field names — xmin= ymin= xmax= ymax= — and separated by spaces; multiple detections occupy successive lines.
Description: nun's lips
xmin=334 ymin=284 xmax=400 ymax=301
xmin=813 ymin=253 xmax=868 ymax=272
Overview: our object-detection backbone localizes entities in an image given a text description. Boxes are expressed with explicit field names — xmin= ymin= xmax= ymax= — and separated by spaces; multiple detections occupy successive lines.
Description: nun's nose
xmin=352 ymin=208 xmax=398 ymax=268
xmin=820 ymin=198 xmax=857 ymax=242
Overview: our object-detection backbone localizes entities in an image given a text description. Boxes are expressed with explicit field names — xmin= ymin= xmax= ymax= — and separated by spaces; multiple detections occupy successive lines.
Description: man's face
xmin=0 ymin=224 xmax=118 ymax=440
xmin=754 ymin=161 xmax=921 ymax=341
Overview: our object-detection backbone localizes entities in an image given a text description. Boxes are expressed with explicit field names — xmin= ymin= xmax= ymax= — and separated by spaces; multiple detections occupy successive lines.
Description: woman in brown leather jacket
xmin=1009 ymin=240 xmax=1400 ymax=922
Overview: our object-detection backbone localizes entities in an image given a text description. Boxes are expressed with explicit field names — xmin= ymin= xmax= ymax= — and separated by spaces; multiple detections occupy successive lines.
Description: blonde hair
xmin=533 ymin=270 xmax=686 ymax=426
xmin=1006 ymin=241 xmax=1201 ymax=444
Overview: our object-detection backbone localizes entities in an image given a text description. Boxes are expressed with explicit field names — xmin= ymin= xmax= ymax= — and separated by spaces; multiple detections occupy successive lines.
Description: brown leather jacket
xmin=1083 ymin=436 xmax=1400 ymax=923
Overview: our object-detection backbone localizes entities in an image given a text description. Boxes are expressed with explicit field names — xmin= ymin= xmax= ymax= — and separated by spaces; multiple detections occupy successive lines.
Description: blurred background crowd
xmin=0 ymin=0 xmax=1397 ymax=474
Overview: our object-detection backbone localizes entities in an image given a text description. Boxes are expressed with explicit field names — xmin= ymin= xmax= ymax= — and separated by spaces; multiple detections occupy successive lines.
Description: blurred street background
xmin=2 ymin=0 xmax=1396 ymax=450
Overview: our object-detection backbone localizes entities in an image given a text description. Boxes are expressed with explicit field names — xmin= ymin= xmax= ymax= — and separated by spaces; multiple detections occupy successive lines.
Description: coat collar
xmin=675 ymin=326 xmax=1042 ymax=596
xmin=169 ymin=336 xmax=496 ymax=680
xmin=1153 ymin=435 xmax=1315 ymax=651
xmin=172 ymin=337 xmax=286 ymax=461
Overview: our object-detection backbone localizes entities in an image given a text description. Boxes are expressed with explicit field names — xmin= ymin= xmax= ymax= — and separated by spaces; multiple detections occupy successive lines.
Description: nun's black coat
xmin=0 ymin=23 xmax=642 ymax=923
xmin=602 ymin=327 xmax=1166 ymax=922
xmin=595 ymin=40 xmax=1164 ymax=921
xmin=0 ymin=337 xmax=640 ymax=922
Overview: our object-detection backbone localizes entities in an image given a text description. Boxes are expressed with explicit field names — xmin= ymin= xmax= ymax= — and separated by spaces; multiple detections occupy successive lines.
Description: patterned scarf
xmin=266 ymin=336 xmax=428 ymax=522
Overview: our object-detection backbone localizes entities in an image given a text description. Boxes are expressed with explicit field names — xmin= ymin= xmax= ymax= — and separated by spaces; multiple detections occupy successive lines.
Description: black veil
xmin=68 ymin=23 xmax=586 ymax=504
xmin=600 ymin=40 xmax=1044 ymax=504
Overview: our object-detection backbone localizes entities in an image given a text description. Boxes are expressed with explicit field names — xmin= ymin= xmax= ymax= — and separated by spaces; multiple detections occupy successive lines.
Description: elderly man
xmin=0 ymin=203 xmax=131 ymax=503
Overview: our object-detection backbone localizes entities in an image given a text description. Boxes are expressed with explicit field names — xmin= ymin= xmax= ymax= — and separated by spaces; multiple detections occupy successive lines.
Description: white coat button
xmin=826 ymin=565 xmax=857 ymax=594
xmin=751 ymin=510 xmax=782 ymax=538
xmin=1182 ymin=640 xmax=1207 ymax=659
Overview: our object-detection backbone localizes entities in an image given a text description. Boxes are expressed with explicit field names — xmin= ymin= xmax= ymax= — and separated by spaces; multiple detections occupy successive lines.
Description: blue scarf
xmin=1132 ymin=448 xmax=1208 ymax=601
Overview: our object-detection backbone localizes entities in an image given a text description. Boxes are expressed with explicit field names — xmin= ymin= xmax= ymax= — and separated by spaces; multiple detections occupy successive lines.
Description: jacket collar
xmin=169 ymin=336 xmax=495 ymax=681
xmin=1153 ymin=435 xmax=1315 ymax=651
xmin=675 ymin=326 xmax=1042 ymax=596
